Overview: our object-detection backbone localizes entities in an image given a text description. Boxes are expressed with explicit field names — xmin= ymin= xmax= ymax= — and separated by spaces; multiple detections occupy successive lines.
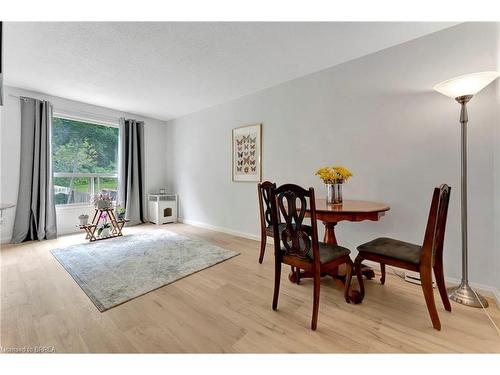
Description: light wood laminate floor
xmin=1 ymin=223 xmax=499 ymax=353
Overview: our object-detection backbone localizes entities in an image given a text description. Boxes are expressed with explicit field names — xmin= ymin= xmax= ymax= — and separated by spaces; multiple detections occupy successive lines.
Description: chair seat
xmin=357 ymin=237 xmax=422 ymax=265
xmin=309 ymin=242 xmax=351 ymax=264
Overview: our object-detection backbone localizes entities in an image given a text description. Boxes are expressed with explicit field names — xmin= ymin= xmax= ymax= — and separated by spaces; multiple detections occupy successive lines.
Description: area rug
xmin=51 ymin=231 xmax=239 ymax=312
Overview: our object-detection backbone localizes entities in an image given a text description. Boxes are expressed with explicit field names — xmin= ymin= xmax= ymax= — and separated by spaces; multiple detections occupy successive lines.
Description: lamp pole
xmin=459 ymin=95 xmax=470 ymax=285
xmin=446 ymin=95 xmax=489 ymax=308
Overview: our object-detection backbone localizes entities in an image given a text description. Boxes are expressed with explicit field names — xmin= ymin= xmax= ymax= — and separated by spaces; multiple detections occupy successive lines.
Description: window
xmin=52 ymin=116 xmax=119 ymax=205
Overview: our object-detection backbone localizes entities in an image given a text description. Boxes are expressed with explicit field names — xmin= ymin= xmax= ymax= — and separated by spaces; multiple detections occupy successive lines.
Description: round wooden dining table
xmin=289 ymin=199 xmax=390 ymax=303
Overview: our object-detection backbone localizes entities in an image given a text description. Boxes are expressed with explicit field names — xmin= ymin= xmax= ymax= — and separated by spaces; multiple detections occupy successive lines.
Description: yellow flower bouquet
xmin=315 ymin=166 xmax=353 ymax=184
xmin=315 ymin=165 xmax=353 ymax=204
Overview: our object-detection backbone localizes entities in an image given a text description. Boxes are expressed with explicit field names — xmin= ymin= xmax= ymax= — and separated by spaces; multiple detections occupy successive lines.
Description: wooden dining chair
xmin=354 ymin=184 xmax=451 ymax=330
xmin=270 ymin=183 xmax=354 ymax=330
xmin=257 ymin=181 xmax=279 ymax=264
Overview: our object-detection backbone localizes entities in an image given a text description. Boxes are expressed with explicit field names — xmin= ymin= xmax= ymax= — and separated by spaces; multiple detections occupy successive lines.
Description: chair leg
xmin=311 ymin=268 xmax=321 ymax=330
xmin=344 ymin=259 xmax=353 ymax=303
xmin=354 ymin=255 xmax=365 ymax=301
xmin=272 ymin=258 xmax=281 ymax=311
xmin=258 ymin=233 xmax=267 ymax=264
xmin=380 ymin=263 xmax=386 ymax=285
xmin=420 ymin=266 xmax=441 ymax=330
xmin=434 ymin=262 xmax=451 ymax=312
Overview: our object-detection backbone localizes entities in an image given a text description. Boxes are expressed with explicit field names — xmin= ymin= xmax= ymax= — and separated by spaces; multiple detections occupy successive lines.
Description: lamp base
xmin=447 ymin=282 xmax=489 ymax=308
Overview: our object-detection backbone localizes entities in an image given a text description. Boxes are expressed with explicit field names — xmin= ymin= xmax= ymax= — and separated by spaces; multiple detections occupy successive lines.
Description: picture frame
xmin=232 ymin=123 xmax=262 ymax=182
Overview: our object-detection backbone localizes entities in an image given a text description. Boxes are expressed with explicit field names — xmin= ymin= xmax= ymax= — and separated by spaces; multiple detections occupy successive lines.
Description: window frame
xmin=52 ymin=112 xmax=120 ymax=208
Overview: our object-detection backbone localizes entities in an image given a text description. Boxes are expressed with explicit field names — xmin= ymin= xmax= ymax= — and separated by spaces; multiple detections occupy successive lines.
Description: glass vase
xmin=326 ymin=183 xmax=343 ymax=205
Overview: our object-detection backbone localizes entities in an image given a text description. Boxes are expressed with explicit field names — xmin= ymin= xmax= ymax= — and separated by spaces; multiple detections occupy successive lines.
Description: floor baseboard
xmin=178 ymin=217 xmax=260 ymax=242
xmin=1 ymin=235 xmax=12 ymax=245
xmin=493 ymin=288 xmax=500 ymax=309
xmin=363 ymin=260 xmax=500 ymax=309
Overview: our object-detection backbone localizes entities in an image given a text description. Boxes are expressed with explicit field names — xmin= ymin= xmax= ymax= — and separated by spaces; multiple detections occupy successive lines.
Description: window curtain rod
xmin=9 ymin=94 xmax=29 ymax=101
xmin=8 ymin=94 xmax=126 ymax=124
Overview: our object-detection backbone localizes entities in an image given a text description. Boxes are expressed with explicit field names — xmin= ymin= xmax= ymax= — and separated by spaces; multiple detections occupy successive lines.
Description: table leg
xmin=287 ymin=220 xmax=373 ymax=303
xmin=289 ymin=266 xmax=312 ymax=284
xmin=323 ymin=222 xmax=338 ymax=245
xmin=289 ymin=266 xmax=296 ymax=283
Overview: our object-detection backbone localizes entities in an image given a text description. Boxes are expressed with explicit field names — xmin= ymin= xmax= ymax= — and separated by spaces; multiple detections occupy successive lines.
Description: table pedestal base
xmin=288 ymin=263 xmax=374 ymax=304
xmin=287 ymin=221 xmax=375 ymax=304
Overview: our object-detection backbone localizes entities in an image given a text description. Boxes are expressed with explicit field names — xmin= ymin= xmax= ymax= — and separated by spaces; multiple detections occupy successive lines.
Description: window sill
xmin=55 ymin=204 xmax=94 ymax=210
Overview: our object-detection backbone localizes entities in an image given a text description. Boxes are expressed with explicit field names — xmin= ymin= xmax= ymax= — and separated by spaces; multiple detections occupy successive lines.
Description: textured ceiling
xmin=4 ymin=22 xmax=457 ymax=120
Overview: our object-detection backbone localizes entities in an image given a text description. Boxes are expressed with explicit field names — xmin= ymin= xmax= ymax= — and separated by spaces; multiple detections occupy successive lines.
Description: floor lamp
xmin=433 ymin=71 xmax=500 ymax=308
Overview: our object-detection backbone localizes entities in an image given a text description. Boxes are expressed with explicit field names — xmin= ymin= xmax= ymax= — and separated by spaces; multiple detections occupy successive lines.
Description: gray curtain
xmin=118 ymin=118 xmax=145 ymax=226
xmin=12 ymin=97 xmax=57 ymax=243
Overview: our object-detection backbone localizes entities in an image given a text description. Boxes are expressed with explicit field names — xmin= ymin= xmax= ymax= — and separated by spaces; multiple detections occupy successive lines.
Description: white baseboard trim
xmin=493 ymin=289 xmax=500 ymax=309
xmin=1 ymin=235 xmax=12 ymax=245
xmin=363 ymin=260 xmax=500 ymax=309
xmin=178 ymin=217 xmax=260 ymax=242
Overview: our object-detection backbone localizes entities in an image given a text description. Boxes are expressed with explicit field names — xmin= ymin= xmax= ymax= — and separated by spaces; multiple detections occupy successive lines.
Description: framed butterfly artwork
xmin=232 ymin=123 xmax=262 ymax=182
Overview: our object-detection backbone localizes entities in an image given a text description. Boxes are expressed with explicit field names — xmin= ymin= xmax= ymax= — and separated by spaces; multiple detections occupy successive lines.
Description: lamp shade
xmin=433 ymin=71 xmax=500 ymax=98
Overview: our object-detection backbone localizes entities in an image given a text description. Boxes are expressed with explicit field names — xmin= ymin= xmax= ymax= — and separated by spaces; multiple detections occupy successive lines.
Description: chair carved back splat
xmin=258 ymin=181 xmax=278 ymax=229
xmin=270 ymin=184 xmax=319 ymax=265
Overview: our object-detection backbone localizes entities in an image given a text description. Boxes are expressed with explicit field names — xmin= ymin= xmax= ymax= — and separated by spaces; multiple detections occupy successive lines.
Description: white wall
xmin=166 ymin=23 xmax=499 ymax=292
xmin=0 ymin=86 xmax=168 ymax=242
